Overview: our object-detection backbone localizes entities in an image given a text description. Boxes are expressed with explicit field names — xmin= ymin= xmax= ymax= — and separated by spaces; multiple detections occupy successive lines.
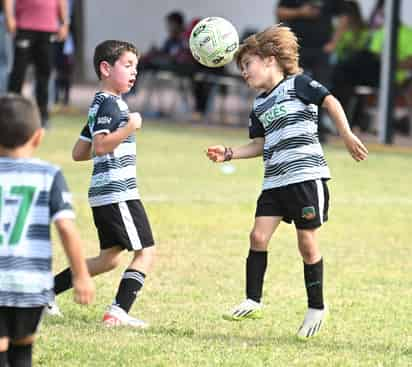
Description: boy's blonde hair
xmin=235 ymin=25 xmax=301 ymax=75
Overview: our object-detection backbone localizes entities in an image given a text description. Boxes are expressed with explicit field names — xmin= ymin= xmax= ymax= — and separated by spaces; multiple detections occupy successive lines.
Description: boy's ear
xmin=100 ymin=61 xmax=112 ymax=78
xmin=30 ymin=128 xmax=45 ymax=149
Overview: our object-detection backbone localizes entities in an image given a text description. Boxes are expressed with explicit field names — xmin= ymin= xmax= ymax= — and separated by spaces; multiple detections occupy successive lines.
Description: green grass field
xmin=35 ymin=115 xmax=411 ymax=366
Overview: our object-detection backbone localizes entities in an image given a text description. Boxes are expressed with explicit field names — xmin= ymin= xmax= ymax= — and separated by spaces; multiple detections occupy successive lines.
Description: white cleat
xmin=102 ymin=305 xmax=148 ymax=329
xmin=223 ymin=299 xmax=263 ymax=321
xmin=297 ymin=306 xmax=327 ymax=338
xmin=44 ymin=301 xmax=63 ymax=317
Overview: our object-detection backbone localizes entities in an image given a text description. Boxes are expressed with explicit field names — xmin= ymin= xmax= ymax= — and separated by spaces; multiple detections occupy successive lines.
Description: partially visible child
xmin=52 ymin=40 xmax=156 ymax=328
xmin=206 ymin=25 xmax=368 ymax=338
xmin=0 ymin=94 xmax=94 ymax=367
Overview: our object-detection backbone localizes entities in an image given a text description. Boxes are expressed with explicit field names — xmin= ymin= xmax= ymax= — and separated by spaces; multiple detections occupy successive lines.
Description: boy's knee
xmin=0 ymin=337 xmax=9 ymax=352
xmin=249 ymin=230 xmax=269 ymax=250
xmin=299 ymin=245 xmax=320 ymax=264
xmin=135 ymin=246 xmax=156 ymax=262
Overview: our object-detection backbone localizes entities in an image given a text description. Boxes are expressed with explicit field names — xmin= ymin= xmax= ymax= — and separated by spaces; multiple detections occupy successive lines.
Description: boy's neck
xmin=100 ymin=81 xmax=121 ymax=97
xmin=264 ymin=70 xmax=285 ymax=93
xmin=0 ymin=145 xmax=34 ymax=158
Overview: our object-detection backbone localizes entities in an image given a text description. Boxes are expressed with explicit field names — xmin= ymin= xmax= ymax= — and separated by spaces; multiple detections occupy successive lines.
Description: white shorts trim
xmin=315 ymin=179 xmax=325 ymax=224
xmin=118 ymin=202 xmax=142 ymax=250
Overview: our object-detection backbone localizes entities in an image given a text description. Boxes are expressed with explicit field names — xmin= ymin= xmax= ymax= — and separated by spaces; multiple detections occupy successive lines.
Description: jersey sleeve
xmin=49 ymin=170 xmax=75 ymax=222
xmin=248 ymin=111 xmax=265 ymax=139
xmin=92 ymin=98 xmax=123 ymax=136
xmin=295 ymin=74 xmax=330 ymax=106
xmin=79 ymin=124 xmax=92 ymax=142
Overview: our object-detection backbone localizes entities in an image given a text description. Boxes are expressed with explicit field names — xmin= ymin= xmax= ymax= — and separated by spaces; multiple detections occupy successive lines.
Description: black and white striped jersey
xmin=81 ymin=92 xmax=139 ymax=207
xmin=0 ymin=158 xmax=74 ymax=307
xmin=249 ymin=74 xmax=331 ymax=190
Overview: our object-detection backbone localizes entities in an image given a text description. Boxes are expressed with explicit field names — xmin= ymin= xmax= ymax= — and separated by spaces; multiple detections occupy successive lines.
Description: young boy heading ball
xmin=206 ymin=25 xmax=368 ymax=338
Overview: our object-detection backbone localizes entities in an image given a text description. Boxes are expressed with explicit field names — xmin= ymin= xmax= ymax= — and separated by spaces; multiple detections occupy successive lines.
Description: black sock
xmin=0 ymin=351 xmax=7 ymax=367
xmin=114 ymin=269 xmax=145 ymax=313
xmin=246 ymin=250 xmax=267 ymax=303
xmin=304 ymin=258 xmax=324 ymax=309
xmin=53 ymin=268 xmax=73 ymax=295
xmin=8 ymin=344 xmax=32 ymax=367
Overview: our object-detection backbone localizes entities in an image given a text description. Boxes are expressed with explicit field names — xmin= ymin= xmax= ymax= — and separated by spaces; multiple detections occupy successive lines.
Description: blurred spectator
xmin=333 ymin=1 xmax=370 ymax=64
xmin=4 ymin=0 xmax=69 ymax=127
xmin=54 ymin=0 xmax=75 ymax=110
xmin=140 ymin=11 xmax=187 ymax=71
xmin=0 ymin=2 xmax=11 ymax=94
xmin=332 ymin=19 xmax=412 ymax=135
xmin=139 ymin=12 xmax=222 ymax=121
xmin=276 ymin=0 xmax=346 ymax=141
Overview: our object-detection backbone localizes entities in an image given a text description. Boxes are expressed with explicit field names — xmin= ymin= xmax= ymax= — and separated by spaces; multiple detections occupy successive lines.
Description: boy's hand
xmin=73 ymin=275 xmax=95 ymax=305
xmin=129 ymin=112 xmax=142 ymax=130
xmin=206 ymin=145 xmax=226 ymax=162
xmin=342 ymin=132 xmax=368 ymax=161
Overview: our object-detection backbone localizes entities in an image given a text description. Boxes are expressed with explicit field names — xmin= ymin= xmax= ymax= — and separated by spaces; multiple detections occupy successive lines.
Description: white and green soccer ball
xmin=189 ymin=17 xmax=239 ymax=68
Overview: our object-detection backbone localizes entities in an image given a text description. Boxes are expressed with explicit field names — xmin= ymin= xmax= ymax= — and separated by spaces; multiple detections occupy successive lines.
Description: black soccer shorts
xmin=92 ymin=200 xmax=155 ymax=251
xmin=255 ymin=179 xmax=329 ymax=229
xmin=0 ymin=306 xmax=44 ymax=339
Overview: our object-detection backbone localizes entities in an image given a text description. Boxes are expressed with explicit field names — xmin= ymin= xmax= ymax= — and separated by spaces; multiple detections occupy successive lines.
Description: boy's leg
xmin=8 ymin=335 xmax=35 ymax=367
xmin=103 ymin=246 xmax=155 ymax=328
xmin=297 ymin=228 xmax=323 ymax=309
xmin=0 ymin=337 xmax=9 ymax=367
xmin=54 ymin=246 xmax=123 ymax=295
xmin=113 ymin=246 xmax=156 ymax=313
xmin=296 ymin=228 xmax=326 ymax=338
xmin=224 ymin=216 xmax=281 ymax=321
xmin=5 ymin=307 xmax=42 ymax=367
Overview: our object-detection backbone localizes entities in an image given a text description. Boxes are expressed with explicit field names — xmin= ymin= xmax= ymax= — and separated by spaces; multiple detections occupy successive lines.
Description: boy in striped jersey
xmin=52 ymin=40 xmax=156 ymax=328
xmin=0 ymin=94 xmax=94 ymax=367
xmin=206 ymin=25 xmax=368 ymax=338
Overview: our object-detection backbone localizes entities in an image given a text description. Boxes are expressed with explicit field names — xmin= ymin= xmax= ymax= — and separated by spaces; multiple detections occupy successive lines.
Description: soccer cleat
xmin=44 ymin=301 xmax=63 ymax=317
xmin=223 ymin=299 xmax=263 ymax=321
xmin=102 ymin=305 xmax=148 ymax=328
xmin=297 ymin=306 xmax=327 ymax=338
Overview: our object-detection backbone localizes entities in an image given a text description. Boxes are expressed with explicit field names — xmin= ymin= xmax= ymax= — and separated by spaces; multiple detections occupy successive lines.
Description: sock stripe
xmin=122 ymin=272 xmax=145 ymax=284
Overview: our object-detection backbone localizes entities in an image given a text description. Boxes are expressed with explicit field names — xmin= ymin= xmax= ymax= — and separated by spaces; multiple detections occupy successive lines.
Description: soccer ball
xmin=189 ymin=17 xmax=239 ymax=68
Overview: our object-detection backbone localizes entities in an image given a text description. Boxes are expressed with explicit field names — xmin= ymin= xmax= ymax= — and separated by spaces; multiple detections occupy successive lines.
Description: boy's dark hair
xmin=93 ymin=40 xmax=139 ymax=80
xmin=0 ymin=94 xmax=41 ymax=149
xmin=166 ymin=11 xmax=185 ymax=27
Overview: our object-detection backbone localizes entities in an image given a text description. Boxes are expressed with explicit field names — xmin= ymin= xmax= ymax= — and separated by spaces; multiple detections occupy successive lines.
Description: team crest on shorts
xmin=302 ymin=206 xmax=316 ymax=220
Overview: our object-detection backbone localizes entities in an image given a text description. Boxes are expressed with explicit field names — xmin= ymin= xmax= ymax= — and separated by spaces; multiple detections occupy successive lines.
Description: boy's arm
xmin=50 ymin=170 xmax=94 ymax=304
xmin=72 ymin=124 xmax=92 ymax=161
xmin=72 ymin=138 xmax=92 ymax=161
xmin=206 ymin=138 xmax=264 ymax=162
xmin=55 ymin=218 xmax=94 ymax=305
xmin=322 ymin=95 xmax=368 ymax=161
xmin=93 ymin=112 xmax=141 ymax=156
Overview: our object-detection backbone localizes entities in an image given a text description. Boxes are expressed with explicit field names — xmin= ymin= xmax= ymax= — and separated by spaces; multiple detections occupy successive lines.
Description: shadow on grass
xmin=144 ymin=325 xmax=409 ymax=355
